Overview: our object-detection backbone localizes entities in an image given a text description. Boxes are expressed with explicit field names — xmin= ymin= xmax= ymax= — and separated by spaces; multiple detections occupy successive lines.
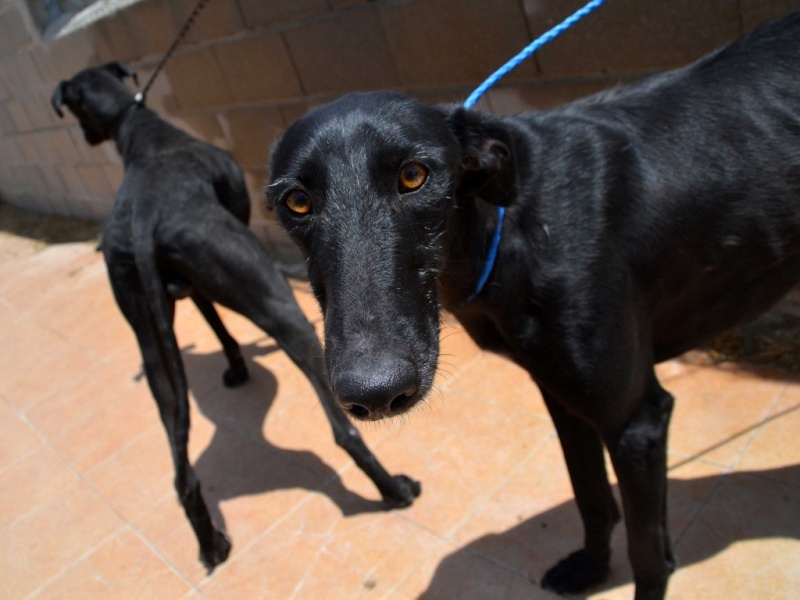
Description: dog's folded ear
xmin=445 ymin=106 xmax=519 ymax=206
xmin=103 ymin=61 xmax=139 ymax=87
xmin=51 ymin=81 xmax=67 ymax=118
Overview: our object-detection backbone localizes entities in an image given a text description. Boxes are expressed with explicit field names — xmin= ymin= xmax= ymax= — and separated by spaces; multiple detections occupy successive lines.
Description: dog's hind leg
xmin=605 ymin=380 xmax=676 ymax=600
xmin=540 ymin=392 xmax=621 ymax=595
xmin=107 ymin=268 xmax=231 ymax=571
xmin=191 ymin=293 xmax=249 ymax=387
xmin=242 ymin=291 xmax=421 ymax=507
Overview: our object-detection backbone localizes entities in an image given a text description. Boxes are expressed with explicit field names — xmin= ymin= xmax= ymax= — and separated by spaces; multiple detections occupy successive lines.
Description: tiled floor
xmin=1 ymin=228 xmax=799 ymax=600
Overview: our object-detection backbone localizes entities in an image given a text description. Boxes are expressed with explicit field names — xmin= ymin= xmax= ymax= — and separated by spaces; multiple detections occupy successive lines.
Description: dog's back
xmin=508 ymin=11 xmax=800 ymax=359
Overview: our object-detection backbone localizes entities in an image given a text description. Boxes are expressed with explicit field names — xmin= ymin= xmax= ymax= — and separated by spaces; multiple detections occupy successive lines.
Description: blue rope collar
xmin=460 ymin=0 xmax=607 ymax=304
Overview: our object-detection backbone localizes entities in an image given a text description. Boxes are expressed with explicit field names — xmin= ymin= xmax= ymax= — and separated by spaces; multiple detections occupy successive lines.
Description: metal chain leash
xmin=134 ymin=0 xmax=212 ymax=104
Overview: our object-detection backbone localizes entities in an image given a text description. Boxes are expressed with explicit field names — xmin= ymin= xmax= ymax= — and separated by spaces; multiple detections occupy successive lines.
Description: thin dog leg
xmin=108 ymin=271 xmax=230 ymax=570
xmin=606 ymin=384 xmax=676 ymax=600
xmin=252 ymin=296 xmax=421 ymax=506
xmin=541 ymin=391 xmax=621 ymax=594
xmin=191 ymin=292 xmax=249 ymax=387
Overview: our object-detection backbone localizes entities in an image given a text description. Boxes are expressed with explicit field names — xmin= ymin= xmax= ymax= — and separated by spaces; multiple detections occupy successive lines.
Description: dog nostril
xmin=347 ymin=404 xmax=370 ymax=419
xmin=390 ymin=391 xmax=415 ymax=413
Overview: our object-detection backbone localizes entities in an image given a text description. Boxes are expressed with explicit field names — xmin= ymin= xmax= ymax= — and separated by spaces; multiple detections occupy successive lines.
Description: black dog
xmin=51 ymin=62 xmax=419 ymax=571
xmin=268 ymin=12 xmax=800 ymax=600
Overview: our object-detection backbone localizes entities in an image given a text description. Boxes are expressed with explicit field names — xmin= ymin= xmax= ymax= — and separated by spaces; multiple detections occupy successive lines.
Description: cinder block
xmin=168 ymin=0 xmax=245 ymax=45
xmin=6 ymin=99 xmax=33 ymax=132
xmin=76 ymin=164 xmax=116 ymax=200
xmin=740 ymin=0 xmax=800 ymax=30
xmin=0 ymin=5 xmax=35 ymax=56
xmin=485 ymin=78 xmax=620 ymax=115
xmin=46 ymin=129 xmax=78 ymax=162
xmin=242 ymin=167 xmax=269 ymax=218
xmin=380 ymin=0 xmax=538 ymax=88
xmin=0 ymin=56 xmax=22 ymax=93
xmin=172 ymin=111 xmax=227 ymax=148
xmin=45 ymin=28 xmax=102 ymax=79
xmin=528 ymin=0 xmax=742 ymax=77
xmin=13 ymin=52 xmax=45 ymax=89
xmin=94 ymin=13 xmax=140 ymax=64
xmin=17 ymin=135 xmax=39 ymax=162
xmin=284 ymin=7 xmax=398 ymax=95
xmin=0 ymin=103 xmax=14 ymax=135
xmin=214 ymin=34 xmax=301 ymax=103
xmin=57 ymin=164 xmax=87 ymax=197
xmin=236 ymin=0 xmax=328 ymax=30
xmin=23 ymin=93 xmax=55 ymax=130
xmin=67 ymin=126 xmax=93 ymax=162
xmin=40 ymin=166 xmax=66 ymax=195
xmin=164 ymin=49 xmax=234 ymax=110
xmin=221 ymin=105 xmax=284 ymax=169
xmin=121 ymin=0 xmax=178 ymax=59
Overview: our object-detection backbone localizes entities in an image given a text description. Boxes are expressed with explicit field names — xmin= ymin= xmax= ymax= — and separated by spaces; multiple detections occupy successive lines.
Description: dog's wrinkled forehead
xmin=271 ymin=92 xmax=457 ymax=183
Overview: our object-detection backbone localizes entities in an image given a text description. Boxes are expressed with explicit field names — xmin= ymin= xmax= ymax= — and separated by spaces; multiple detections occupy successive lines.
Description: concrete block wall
xmin=0 ymin=0 xmax=798 ymax=260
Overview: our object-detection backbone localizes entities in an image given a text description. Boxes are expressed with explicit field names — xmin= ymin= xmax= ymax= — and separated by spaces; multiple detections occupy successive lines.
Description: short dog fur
xmin=268 ymin=12 xmax=800 ymax=599
xmin=52 ymin=63 xmax=419 ymax=571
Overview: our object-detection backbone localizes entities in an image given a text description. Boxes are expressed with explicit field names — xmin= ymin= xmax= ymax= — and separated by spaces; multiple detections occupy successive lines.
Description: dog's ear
xmin=445 ymin=106 xmax=518 ymax=206
xmin=103 ymin=61 xmax=139 ymax=86
xmin=51 ymin=81 xmax=67 ymax=118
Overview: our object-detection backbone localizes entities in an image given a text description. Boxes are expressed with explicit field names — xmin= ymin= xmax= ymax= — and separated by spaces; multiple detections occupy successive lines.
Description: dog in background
xmin=52 ymin=62 xmax=419 ymax=571
xmin=267 ymin=12 xmax=800 ymax=599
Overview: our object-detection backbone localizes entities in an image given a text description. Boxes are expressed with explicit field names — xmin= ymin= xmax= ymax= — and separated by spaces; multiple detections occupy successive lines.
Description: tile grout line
xmin=14 ymin=407 xmax=202 ymax=596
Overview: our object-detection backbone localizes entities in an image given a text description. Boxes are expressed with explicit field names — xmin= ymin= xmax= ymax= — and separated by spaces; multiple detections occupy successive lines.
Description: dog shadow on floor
xmin=180 ymin=339 xmax=391 ymax=535
xmin=419 ymin=462 xmax=800 ymax=599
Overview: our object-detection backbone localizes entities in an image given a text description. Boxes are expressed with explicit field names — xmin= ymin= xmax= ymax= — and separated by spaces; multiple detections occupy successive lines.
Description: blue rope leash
xmin=462 ymin=0 xmax=607 ymax=305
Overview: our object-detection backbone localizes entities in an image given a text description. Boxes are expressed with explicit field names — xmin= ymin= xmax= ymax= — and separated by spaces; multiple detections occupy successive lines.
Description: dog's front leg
xmin=605 ymin=381 xmax=676 ymax=600
xmin=540 ymin=392 xmax=621 ymax=594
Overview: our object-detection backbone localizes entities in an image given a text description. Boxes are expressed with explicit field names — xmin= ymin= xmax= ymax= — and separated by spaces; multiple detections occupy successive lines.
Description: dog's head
xmin=268 ymin=92 xmax=518 ymax=421
xmin=51 ymin=62 xmax=138 ymax=145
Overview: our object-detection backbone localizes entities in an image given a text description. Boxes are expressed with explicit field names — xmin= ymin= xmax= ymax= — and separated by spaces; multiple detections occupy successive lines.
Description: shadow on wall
xmin=0 ymin=200 xmax=100 ymax=245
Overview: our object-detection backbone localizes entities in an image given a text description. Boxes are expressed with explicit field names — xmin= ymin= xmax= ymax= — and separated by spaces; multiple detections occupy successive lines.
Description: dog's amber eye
xmin=398 ymin=162 xmax=428 ymax=192
xmin=285 ymin=189 xmax=312 ymax=215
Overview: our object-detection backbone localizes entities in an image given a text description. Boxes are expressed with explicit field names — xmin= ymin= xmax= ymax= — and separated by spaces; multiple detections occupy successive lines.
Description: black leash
xmin=134 ymin=0 xmax=212 ymax=104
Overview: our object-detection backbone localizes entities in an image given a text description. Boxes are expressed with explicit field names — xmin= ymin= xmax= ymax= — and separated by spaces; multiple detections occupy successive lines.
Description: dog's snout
xmin=334 ymin=357 xmax=420 ymax=420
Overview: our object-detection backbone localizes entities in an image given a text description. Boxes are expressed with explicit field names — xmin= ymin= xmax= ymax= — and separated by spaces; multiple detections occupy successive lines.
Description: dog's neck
xmin=112 ymin=103 xmax=170 ymax=166
xmin=438 ymin=194 xmax=509 ymax=310
xmin=439 ymin=121 xmax=534 ymax=310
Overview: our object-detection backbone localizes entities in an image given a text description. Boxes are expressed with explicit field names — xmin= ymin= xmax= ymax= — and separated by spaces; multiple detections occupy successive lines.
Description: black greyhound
xmin=267 ymin=12 xmax=800 ymax=600
xmin=51 ymin=63 xmax=419 ymax=571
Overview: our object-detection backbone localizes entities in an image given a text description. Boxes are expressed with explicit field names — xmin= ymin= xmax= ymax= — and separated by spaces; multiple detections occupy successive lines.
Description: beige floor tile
xmin=0 ymin=444 xmax=79 ymax=529
xmin=735 ymin=384 xmax=800 ymax=486
xmin=671 ymin=471 xmax=800 ymax=599
xmin=446 ymin=349 xmax=549 ymax=417
xmin=0 ymin=481 xmax=124 ymax=599
xmin=666 ymin=365 xmax=786 ymax=467
xmin=30 ymin=527 xmax=192 ymax=599
xmin=24 ymin=363 xmax=159 ymax=472
xmin=0 ymin=314 xmax=103 ymax=411
xmin=83 ymin=425 xmax=174 ymax=523
xmin=0 ymin=399 xmax=41 ymax=469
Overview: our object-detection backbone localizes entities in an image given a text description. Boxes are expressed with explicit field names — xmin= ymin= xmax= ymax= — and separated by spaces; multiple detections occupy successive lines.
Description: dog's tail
xmin=131 ymin=220 xmax=189 ymax=424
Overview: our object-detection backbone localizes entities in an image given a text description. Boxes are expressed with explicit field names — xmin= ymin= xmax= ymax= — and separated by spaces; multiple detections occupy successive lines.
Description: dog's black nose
xmin=332 ymin=357 xmax=420 ymax=420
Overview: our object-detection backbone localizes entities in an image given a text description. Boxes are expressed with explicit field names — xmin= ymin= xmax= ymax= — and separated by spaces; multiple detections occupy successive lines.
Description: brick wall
xmin=0 ymin=0 xmax=798 ymax=259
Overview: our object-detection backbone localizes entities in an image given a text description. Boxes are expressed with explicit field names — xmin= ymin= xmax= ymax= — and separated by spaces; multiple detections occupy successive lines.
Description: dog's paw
xmin=200 ymin=530 xmax=232 ymax=573
xmin=382 ymin=474 xmax=421 ymax=508
xmin=223 ymin=361 xmax=249 ymax=387
xmin=541 ymin=549 xmax=609 ymax=595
